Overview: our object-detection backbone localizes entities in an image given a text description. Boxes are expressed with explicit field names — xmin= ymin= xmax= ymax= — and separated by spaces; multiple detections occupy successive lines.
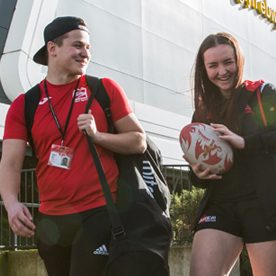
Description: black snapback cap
xmin=33 ymin=16 xmax=88 ymax=66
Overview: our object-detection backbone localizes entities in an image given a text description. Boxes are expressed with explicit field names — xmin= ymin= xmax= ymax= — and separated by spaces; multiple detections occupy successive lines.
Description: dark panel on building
xmin=0 ymin=26 xmax=8 ymax=55
xmin=0 ymin=0 xmax=17 ymax=29
xmin=0 ymin=0 xmax=17 ymax=103
xmin=0 ymin=81 xmax=10 ymax=104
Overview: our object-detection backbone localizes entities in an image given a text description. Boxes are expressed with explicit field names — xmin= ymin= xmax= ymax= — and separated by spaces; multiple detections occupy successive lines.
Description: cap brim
xmin=33 ymin=45 xmax=47 ymax=66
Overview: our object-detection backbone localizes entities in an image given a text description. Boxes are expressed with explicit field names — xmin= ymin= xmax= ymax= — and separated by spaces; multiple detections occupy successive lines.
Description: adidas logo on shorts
xmin=93 ymin=244 xmax=109 ymax=256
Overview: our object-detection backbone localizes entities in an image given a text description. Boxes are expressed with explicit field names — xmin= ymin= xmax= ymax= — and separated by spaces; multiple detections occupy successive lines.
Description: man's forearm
xmin=93 ymin=131 xmax=146 ymax=154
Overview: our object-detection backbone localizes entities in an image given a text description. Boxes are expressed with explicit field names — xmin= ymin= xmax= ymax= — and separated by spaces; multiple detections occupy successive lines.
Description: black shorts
xmin=194 ymin=198 xmax=276 ymax=243
xmin=36 ymin=206 xmax=111 ymax=276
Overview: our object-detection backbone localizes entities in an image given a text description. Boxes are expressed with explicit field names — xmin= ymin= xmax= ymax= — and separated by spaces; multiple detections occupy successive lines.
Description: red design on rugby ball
xmin=179 ymin=123 xmax=233 ymax=174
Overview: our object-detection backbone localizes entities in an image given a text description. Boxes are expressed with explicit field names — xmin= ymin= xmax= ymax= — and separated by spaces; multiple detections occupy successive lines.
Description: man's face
xmin=50 ymin=29 xmax=91 ymax=76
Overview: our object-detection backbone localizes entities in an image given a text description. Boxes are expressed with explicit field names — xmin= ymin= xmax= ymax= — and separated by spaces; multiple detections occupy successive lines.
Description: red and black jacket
xmin=190 ymin=80 xmax=276 ymax=232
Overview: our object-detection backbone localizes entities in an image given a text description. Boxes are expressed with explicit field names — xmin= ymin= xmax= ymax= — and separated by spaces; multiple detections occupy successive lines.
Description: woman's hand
xmin=211 ymin=123 xmax=245 ymax=149
xmin=183 ymin=155 xmax=222 ymax=180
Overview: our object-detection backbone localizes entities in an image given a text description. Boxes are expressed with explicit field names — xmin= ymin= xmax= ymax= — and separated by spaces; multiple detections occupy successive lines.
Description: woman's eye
xmin=225 ymin=60 xmax=234 ymax=65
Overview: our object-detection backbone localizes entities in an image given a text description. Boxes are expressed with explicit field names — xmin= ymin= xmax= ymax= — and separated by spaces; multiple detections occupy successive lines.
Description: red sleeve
xmin=243 ymin=80 xmax=264 ymax=92
xmin=101 ymin=78 xmax=133 ymax=122
xmin=3 ymin=94 xmax=28 ymax=141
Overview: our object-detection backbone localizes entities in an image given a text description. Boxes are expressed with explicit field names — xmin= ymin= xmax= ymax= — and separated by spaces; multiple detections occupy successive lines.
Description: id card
xmin=48 ymin=144 xmax=74 ymax=170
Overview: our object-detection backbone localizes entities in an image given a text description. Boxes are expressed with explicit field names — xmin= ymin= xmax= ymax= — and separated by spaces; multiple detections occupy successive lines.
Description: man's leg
xmin=36 ymin=213 xmax=80 ymax=276
xmin=38 ymin=240 xmax=71 ymax=276
xmin=70 ymin=208 xmax=111 ymax=276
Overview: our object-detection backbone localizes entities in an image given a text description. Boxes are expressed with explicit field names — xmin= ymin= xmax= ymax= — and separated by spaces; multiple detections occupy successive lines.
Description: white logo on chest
xmin=38 ymin=97 xmax=51 ymax=105
xmin=74 ymin=87 xmax=88 ymax=102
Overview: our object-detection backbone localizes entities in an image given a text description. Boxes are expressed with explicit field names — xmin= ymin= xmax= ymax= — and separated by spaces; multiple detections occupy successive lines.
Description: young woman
xmin=187 ymin=32 xmax=276 ymax=276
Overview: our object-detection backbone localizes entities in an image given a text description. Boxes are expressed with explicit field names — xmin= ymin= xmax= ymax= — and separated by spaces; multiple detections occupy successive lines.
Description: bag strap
xmin=84 ymin=75 xmax=126 ymax=239
xmin=256 ymin=85 xmax=268 ymax=127
xmin=24 ymin=84 xmax=41 ymax=155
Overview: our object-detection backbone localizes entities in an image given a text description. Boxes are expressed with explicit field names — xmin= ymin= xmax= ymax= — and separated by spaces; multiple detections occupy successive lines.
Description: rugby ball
xmin=179 ymin=123 xmax=233 ymax=174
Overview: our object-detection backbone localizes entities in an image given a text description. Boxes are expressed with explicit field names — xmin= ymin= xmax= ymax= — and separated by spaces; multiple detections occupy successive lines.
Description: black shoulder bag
xmin=84 ymin=76 xmax=172 ymax=276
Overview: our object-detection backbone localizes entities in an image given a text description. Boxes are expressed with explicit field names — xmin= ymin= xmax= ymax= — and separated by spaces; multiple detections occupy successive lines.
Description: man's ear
xmin=47 ymin=41 xmax=57 ymax=59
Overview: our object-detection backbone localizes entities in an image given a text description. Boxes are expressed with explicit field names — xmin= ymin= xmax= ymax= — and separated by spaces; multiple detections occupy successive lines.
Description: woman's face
xmin=203 ymin=44 xmax=237 ymax=99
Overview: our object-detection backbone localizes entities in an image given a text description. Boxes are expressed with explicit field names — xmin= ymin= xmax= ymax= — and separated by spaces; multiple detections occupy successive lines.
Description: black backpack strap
xmin=24 ymin=84 xmax=41 ymax=154
xmin=85 ymin=75 xmax=114 ymax=133
xmin=84 ymin=75 xmax=100 ymax=113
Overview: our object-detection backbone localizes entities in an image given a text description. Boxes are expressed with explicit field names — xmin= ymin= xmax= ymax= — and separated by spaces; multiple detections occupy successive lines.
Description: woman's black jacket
xmin=190 ymin=82 xmax=276 ymax=232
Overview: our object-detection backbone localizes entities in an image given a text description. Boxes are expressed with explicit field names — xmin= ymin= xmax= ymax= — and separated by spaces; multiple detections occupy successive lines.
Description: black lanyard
xmin=44 ymin=78 xmax=81 ymax=145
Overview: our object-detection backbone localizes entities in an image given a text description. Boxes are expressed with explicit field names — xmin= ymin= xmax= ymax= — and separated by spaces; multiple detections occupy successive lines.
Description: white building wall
xmin=0 ymin=0 xmax=276 ymax=164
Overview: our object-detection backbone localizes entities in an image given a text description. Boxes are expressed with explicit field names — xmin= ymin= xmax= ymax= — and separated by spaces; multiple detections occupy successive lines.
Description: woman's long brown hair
xmin=193 ymin=32 xmax=244 ymax=132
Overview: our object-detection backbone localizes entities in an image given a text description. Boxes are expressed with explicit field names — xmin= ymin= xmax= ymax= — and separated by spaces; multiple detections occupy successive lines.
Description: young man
xmin=0 ymin=16 xmax=146 ymax=275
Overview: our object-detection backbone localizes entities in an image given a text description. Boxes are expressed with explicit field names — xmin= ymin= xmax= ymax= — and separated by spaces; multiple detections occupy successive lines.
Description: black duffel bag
xmin=84 ymin=77 xmax=172 ymax=276
xmin=105 ymin=142 xmax=172 ymax=276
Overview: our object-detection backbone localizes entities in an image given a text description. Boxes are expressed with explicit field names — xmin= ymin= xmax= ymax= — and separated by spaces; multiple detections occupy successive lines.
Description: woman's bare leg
xmin=190 ymin=229 xmax=243 ymax=276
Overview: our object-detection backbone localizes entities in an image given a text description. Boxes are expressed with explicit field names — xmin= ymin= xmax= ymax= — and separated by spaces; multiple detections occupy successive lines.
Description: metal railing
xmin=162 ymin=164 xmax=191 ymax=193
xmin=0 ymin=165 xmax=190 ymax=250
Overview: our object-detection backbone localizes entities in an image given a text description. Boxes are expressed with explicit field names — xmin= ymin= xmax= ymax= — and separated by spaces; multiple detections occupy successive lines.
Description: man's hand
xmin=7 ymin=201 xmax=35 ymax=237
xmin=77 ymin=110 xmax=98 ymax=140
